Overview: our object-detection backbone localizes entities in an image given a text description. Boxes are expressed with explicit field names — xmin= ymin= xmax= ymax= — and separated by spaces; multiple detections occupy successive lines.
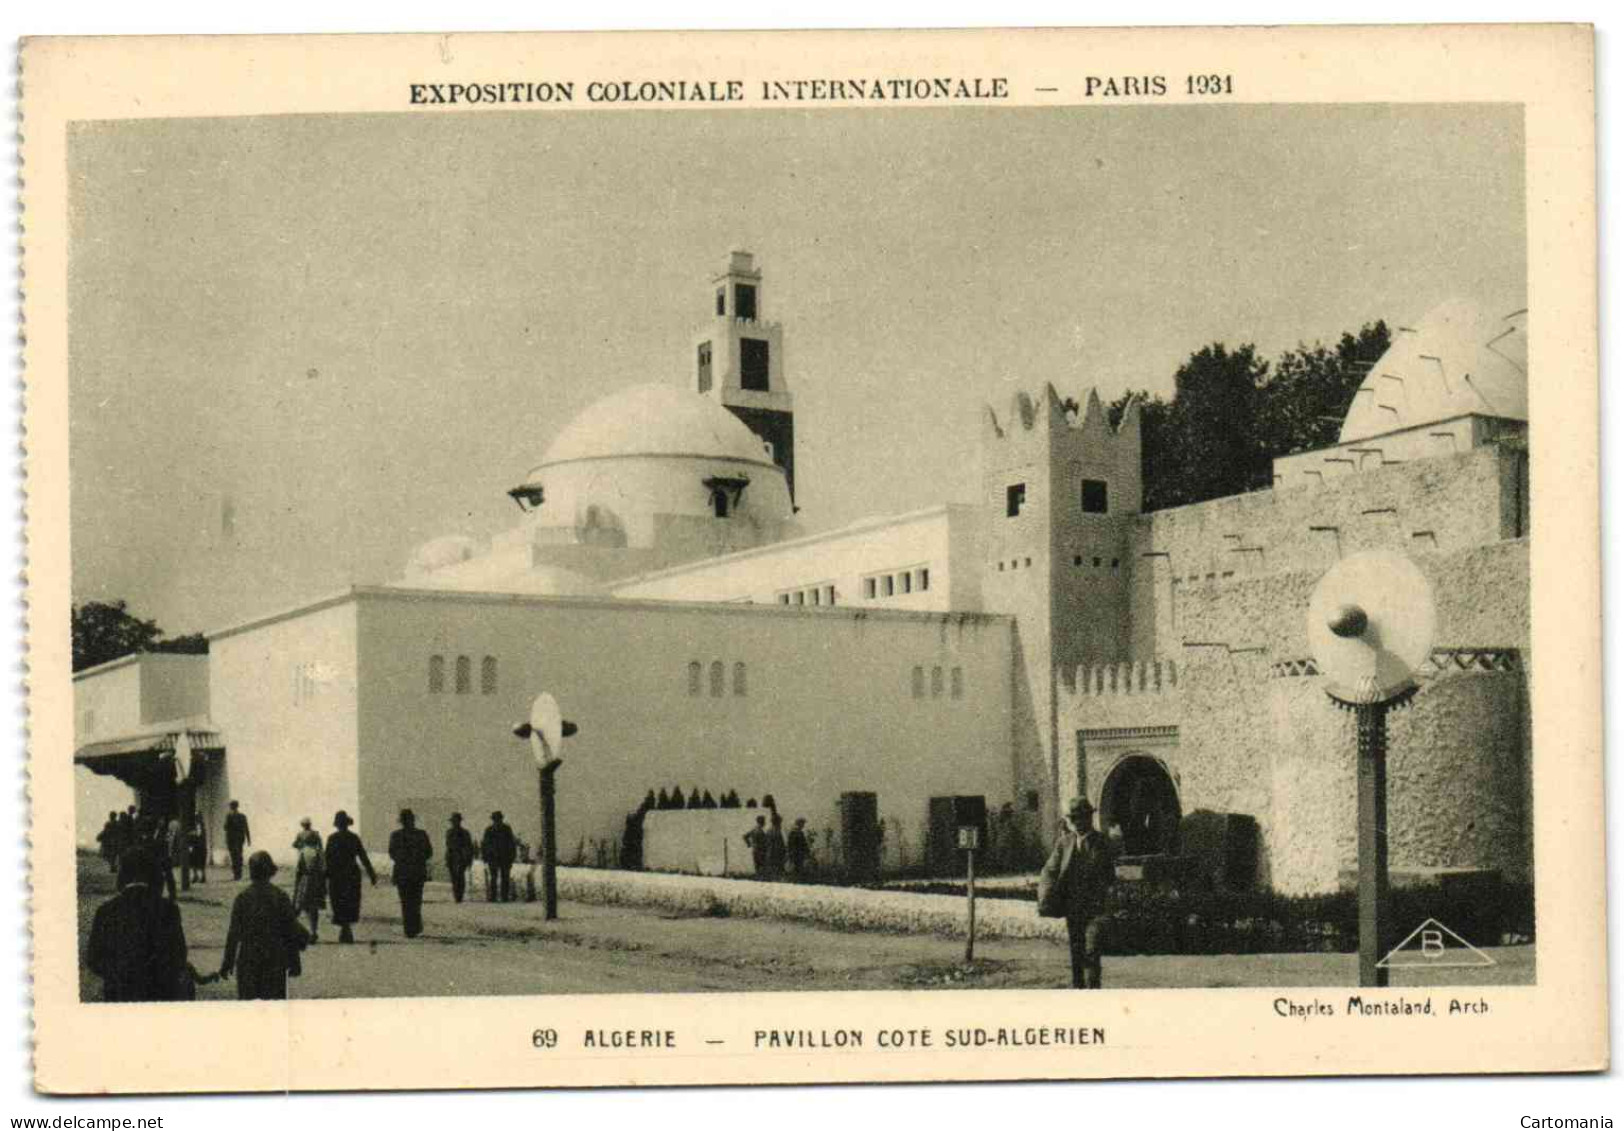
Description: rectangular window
xmin=900 ymin=572 xmax=912 ymax=594
xmin=688 ymin=661 xmax=702 ymax=695
xmin=810 ymin=588 xmax=821 ymax=606
xmin=1082 ymin=478 xmax=1109 ymax=514
xmin=715 ymin=289 xmax=726 ymax=316
xmin=778 ymin=593 xmax=791 ymax=605
xmin=697 ymin=341 xmax=713 ymax=394
xmin=1006 ymin=483 xmax=1026 ymax=517
xmin=794 ymin=591 xmax=805 ymax=605
xmin=740 ymin=338 xmax=770 ymax=391
xmin=428 ymin=655 xmax=445 ymax=694
xmin=454 ymin=655 xmax=472 ymax=695
xmin=917 ymin=568 xmax=930 ymax=592
xmin=950 ymin=666 xmax=964 ymax=699
xmin=481 ymin=656 xmax=498 ymax=695
xmin=733 ymin=662 xmax=747 ymax=697
xmin=824 ymin=585 xmax=836 ymax=606
xmin=735 ymin=283 xmax=757 ymax=321
xmin=864 ymin=577 xmax=877 ymax=599
xmin=931 ymin=666 xmax=945 ymax=698
xmin=883 ymin=575 xmax=895 ymax=597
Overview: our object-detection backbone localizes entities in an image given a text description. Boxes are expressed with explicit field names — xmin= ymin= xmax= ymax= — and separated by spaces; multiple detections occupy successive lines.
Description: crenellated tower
xmin=692 ymin=251 xmax=796 ymax=505
xmin=979 ymin=383 xmax=1142 ymax=834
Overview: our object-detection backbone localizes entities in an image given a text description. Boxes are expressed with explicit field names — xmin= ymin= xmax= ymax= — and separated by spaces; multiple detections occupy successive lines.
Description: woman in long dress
xmin=292 ymin=829 xmax=327 ymax=942
xmin=322 ymin=810 xmax=376 ymax=944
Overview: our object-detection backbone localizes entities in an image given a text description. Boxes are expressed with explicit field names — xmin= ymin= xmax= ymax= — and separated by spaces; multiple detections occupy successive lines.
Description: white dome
xmin=534 ymin=383 xmax=777 ymax=473
xmin=1339 ymin=300 xmax=1528 ymax=445
xmin=407 ymin=534 xmax=479 ymax=574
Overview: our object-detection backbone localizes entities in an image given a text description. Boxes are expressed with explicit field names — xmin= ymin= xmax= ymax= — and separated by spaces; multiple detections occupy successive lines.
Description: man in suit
xmin=223 ymin=800 xmax=251 ymax=881
xmin=444 ymin=812 xmax=475 ymax=904
xmin=1037 ymin=796 xmax=1116 ymax=989
xmin=388 ymin=808 xmax=434 ymax=938
xmin=85 ymin=844 xmax=190 ymax=1002
xmin=480 ymin=811 xmax=517 ymax=903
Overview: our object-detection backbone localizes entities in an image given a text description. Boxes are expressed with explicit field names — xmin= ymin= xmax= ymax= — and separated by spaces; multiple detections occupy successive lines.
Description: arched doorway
xmin=1099 ymin=754 xmax=1181 ymax=857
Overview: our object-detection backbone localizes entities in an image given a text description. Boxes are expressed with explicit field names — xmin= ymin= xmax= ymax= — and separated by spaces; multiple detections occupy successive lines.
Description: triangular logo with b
xmin=1378 ymin=917 xmax=1495 ymax=968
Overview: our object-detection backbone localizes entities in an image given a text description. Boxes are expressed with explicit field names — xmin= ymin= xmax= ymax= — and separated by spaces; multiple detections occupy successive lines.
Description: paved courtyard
xmin=75 ymin=855 xmax=1534 ymax=1000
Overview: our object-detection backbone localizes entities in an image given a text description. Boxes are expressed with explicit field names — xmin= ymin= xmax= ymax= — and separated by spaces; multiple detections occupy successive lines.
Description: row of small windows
xmin=429 ymin=654 xmax=498 ymax=695
xmin=863 ymin=566 xmax=930 ymax=600
xmin=688 ymin=660 xmax=748 ymax=697
xmin=997 ymin=555 xmax=1121 ymax=572
xmin=911 ymin=665 xmax=965 ymax=700
xmin=778 ymin=584 xmax=836 ymax=607
xmin=1005 ymin=478 xmax=1110 ymax=517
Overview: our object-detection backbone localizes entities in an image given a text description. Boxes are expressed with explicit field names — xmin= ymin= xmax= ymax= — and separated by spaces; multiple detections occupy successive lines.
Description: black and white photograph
xmin=20 ymin=25 xmax=1603 ymax=1094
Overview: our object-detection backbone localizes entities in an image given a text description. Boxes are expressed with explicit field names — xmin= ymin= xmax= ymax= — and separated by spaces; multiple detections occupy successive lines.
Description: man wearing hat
xmin=220 ymin=851 xmax=308 ymax=1000
xmin=1037 ymin=796 xmax=1116 ymax=989
xmin=444 ymin=813 xmax=475 ymax=904
xmin=388 ymin=809 xmax=434 ymax=938
xmin=480 ymin=811 xmax=517 ymax=903
xmin=85 ymin=844 xmax=191 ymax=1002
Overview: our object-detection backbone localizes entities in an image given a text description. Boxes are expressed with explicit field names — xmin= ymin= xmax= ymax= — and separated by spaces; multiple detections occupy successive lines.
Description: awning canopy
xmin=74 ymin=719 xmax=225 ymax=785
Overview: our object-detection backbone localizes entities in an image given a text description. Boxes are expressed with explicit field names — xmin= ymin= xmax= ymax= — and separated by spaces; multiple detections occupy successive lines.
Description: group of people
xmin=742 ymin=808 xmax=813 ymax=879
xmin=95 ymin=806 xmax=208 ymax=894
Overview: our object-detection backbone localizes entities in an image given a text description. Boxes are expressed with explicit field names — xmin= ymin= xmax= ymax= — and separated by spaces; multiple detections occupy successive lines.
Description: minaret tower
xmin=692 ymin=250 xmax=796 ymax=504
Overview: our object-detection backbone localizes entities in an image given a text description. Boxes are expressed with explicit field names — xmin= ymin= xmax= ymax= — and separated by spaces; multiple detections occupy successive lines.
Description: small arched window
xmin=733 ymin=662 xmax=747 ymax=697
xmin=428 ymin=655 xmax=445 ymax=694
xmin=709 ymin=660 xmax=725 ymax=697
xmin=455 ymin=655 xmax=472 ymax=695
xmin=688 ymin=661 xmax=702 ymax=696
xmin=481 ymin=656 xmax=498 ymax=695
xmin=931 ymin=666 xmax=945 ymax=698
xmin=950 ymin=666 xmax=964 ymax=700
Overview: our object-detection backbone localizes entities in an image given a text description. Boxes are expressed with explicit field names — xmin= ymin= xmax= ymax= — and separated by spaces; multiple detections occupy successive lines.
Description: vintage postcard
xmin=21 ymin=25 xmax=1601 ymax=1093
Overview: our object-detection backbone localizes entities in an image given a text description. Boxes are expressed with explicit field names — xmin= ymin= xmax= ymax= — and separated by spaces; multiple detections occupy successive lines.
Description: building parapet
xmin=1063 ymin=659 xmax=1179 ymax=696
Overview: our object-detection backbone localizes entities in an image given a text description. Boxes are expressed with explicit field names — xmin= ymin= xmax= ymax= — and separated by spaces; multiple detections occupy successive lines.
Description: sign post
xmin=1306 ymin=551 xmax=1434 ymax=988
xmin=512 ymin=693 xmax=578 ymax=922
xmin=959 ymin=825 xmax=980 ymax=963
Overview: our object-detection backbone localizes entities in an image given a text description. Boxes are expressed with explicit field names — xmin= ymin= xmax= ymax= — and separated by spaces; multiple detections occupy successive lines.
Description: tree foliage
xmin=1107 ymin=321 xmax=1390 ymax=512
xmin=71 ymin=599 xmax=208 ymax=672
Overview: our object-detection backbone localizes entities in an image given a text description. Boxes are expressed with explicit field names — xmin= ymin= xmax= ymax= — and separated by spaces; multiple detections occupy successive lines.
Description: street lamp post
xmin=512 ymin=693 xmax=578 ymax=922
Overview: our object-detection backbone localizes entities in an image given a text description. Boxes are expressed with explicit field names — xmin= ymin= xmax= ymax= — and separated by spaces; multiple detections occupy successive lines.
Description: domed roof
xmin=535 ymin=383 xmax=777 ymax=471
xmin=1339 ymin=299 xmax=1528 ymax=445
xmin=408 ymin=534 xmax=479 ymax=574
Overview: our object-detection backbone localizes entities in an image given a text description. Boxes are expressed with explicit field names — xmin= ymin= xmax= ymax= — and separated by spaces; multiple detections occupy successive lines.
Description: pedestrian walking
xmin=444 ymin=813 xmax=474 ymax=904
xmin=219 ymin=851 xmax=309 ymax=1001
xmin=1036 ymin=796 xmax=1116 ymax=989
xmin=786 ymin=817 xmax=811 ymax=877
xmin=293 ymin=833 xmax=327 ymax=942
xmin=743 ymin=815 xmax=769 ymax=877
xmin=188 ymin=813 xmax=208 ymax=884
xmin=323 ymin=810 xmax=377 ymax=944
xmin=388 ymin=808 xmax=434 ymax=938
xmin=765 ymin=812 xmax=787 ymax=879
xmin=223 ymin=800 xmax=251 ymax=881
xmin=159 ymin=816 xmax=183 ymax=899
xmin=96 ymin=812 xmax=120 ymax=874
xmin=480 ymin=811 xmax=516 ymax=903
xmin=84 ymin=844 xmax=190 ymax=1002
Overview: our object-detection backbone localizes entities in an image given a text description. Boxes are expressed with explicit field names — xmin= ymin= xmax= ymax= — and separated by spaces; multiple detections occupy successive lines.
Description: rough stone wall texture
xmin=1126 ymin=443 xmax=1524 ymax=660
xmin=1054 ymin=536 xmax=1529 ymax=894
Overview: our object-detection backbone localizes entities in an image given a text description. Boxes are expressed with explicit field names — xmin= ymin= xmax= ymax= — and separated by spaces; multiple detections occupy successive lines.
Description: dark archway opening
xmin=1099 ymin=754 xmax=1181 ymax=858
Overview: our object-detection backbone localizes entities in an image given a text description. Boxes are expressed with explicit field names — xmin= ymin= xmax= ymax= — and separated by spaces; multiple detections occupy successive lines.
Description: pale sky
xmin=68 ymin=104 xmax=1525 ymax=634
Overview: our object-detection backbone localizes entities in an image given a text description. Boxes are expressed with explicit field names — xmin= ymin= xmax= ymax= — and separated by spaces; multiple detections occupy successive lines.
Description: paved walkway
xmin=75 ymin=856 xmax=1534 ymax=1001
